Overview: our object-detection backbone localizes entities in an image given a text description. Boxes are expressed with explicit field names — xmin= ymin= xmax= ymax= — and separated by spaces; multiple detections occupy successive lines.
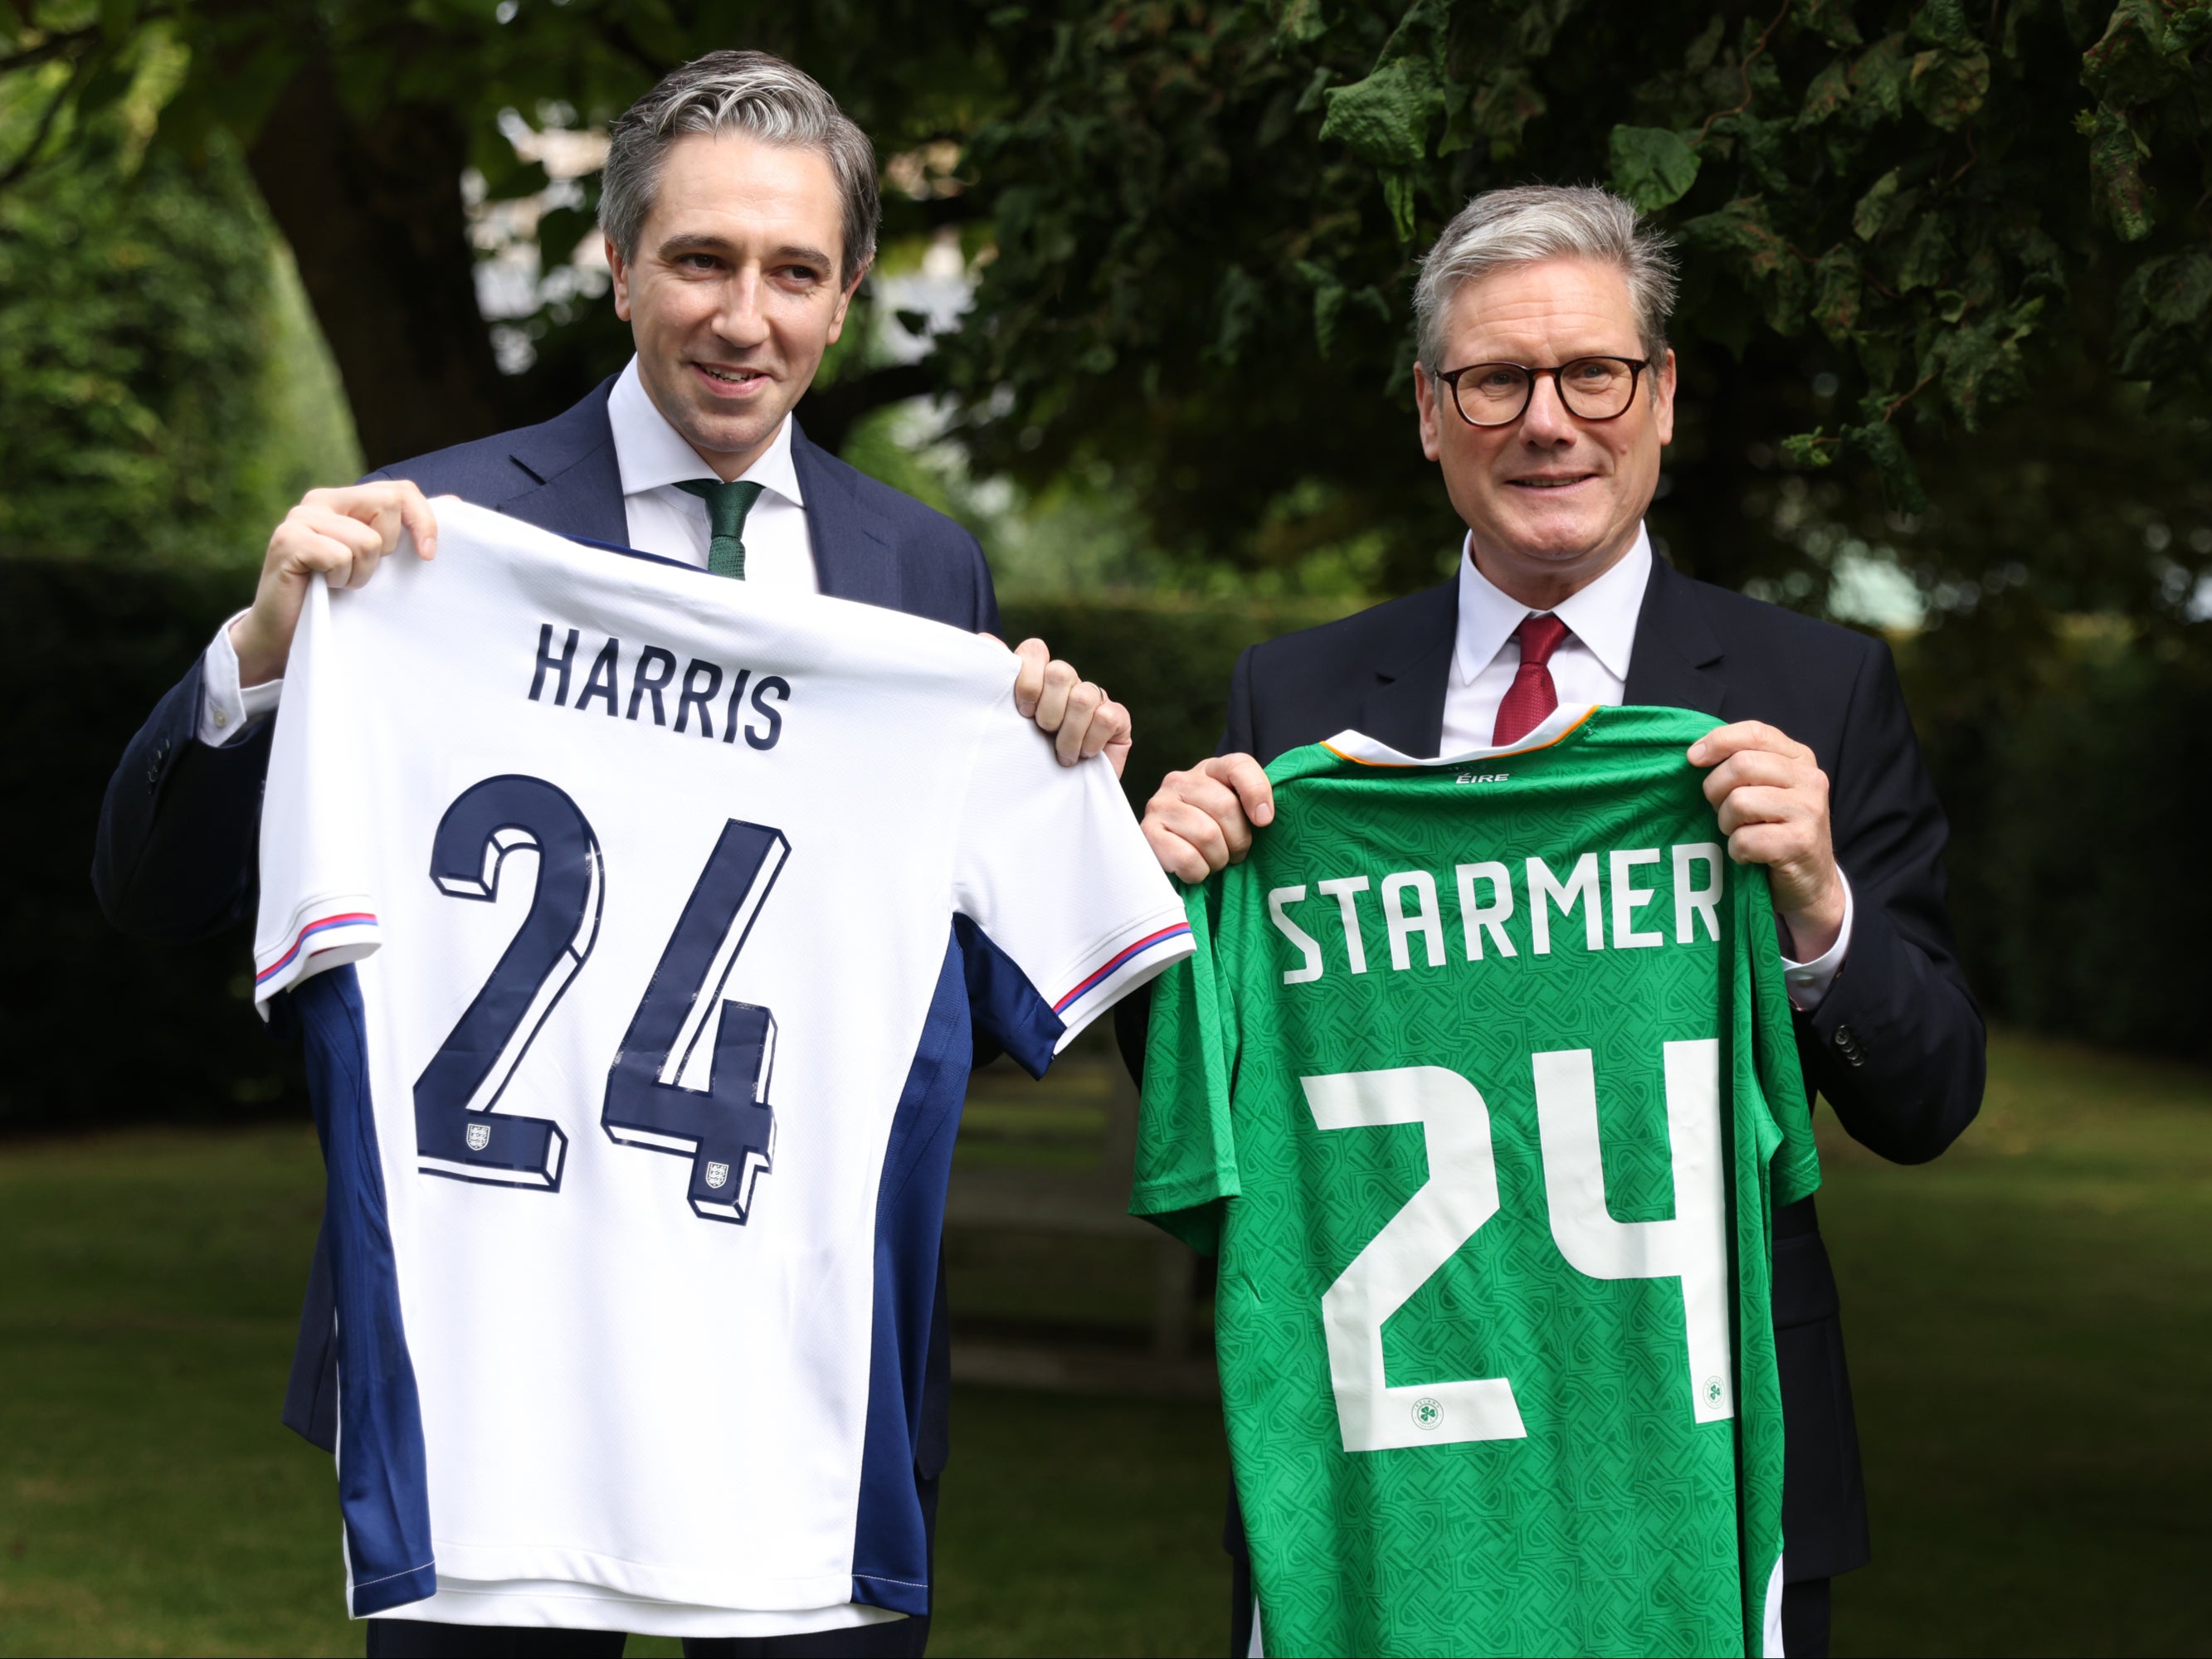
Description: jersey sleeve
xmin=1741 ymin=867 xmax=1821 ymax=1207
xmin=1129 ymin=879 xmax=1240 ymax=1255
xmin=951 ymin=689 xmax=1193 ymax=1071
xmin=251 ymin=575 xmax=382 ymax=1009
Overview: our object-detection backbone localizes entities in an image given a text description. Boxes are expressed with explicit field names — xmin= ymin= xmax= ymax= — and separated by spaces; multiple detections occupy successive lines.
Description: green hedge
xmin=1 ymin=560 xmax=305 ymax=1132
xmin=5 ymin=566 xmax=2203 ymax=1131
xmin=1908 ymin=636 xmax=2212 ymax=1061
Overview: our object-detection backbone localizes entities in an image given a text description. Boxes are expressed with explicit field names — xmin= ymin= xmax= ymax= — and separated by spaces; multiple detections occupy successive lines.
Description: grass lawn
xmin=0 ymin=1030 xmax=2205 ymax=1657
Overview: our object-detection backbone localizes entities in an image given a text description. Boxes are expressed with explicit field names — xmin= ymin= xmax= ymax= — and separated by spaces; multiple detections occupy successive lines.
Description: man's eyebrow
xmin=656 ymin=233 xmax=836 ymax=271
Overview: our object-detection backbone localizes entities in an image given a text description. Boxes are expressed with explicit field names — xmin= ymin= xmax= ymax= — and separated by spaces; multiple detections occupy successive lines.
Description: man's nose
xmin=714 ymin=269 xmax=772 ymax=347
xmin=1519 ymin=372 xmax=1578 ymax=442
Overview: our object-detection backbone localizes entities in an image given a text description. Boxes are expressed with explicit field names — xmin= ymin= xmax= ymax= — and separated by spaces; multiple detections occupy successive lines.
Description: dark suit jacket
xmin=90 ymin=377 xmax=996 ymax=1479
xmin=1123 ymin=554 xmax=1985 ymax=1581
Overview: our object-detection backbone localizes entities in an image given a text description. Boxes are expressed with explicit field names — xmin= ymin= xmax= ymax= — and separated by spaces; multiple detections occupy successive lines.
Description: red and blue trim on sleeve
xmin=1053 ymin=922 xmax=1193 ymax=1016
xmin=256 ymin=912 xmax=379 ymax=986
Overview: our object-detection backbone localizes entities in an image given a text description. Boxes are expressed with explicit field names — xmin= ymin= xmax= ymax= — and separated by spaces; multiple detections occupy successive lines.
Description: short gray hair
xmin=599 ymin=50 xmax=879 ymax=288
xmin=1413 ymin=185 xmax=1678 ymax=375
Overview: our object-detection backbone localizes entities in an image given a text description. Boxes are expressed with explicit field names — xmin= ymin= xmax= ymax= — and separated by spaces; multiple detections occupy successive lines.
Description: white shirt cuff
xmin=197 ymin=611 xmax=283 ymax=747
xmin=1780 ymin=871 xmax=1854 ymax=1013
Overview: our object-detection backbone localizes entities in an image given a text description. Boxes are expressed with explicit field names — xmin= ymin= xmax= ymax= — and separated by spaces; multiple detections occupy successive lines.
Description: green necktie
xmin=675 ymin=478 xmax=766 ymax=579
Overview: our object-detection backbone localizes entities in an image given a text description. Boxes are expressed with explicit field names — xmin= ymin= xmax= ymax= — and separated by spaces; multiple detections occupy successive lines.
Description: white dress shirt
xmin=1436 ymin=525 xmax=1853 ymax=1010
xmin=197 ymin=354 xmax=816 ymax=745
xmin=604 ymin=356 xmax=816 ymax=592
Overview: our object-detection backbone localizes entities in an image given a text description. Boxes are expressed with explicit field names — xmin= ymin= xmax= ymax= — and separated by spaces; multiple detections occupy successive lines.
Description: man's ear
xmin=1653 ymin=348 xmax=1678 ymax=447
xmin=607 ymin=235 xmax=633 ymax=321
xmin=1415 ymin=364 xmax=1444 ymax=462
xmin=824 ymin=259 xmax=872 ymax=346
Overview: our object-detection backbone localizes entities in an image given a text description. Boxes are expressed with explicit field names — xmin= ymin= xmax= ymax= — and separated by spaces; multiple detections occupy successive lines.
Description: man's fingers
xmin=1726 ymin=823 xmax=1815 ymax=868
xmin=1031 ymin=657 xmax=1079 ymax=733
xmin=1011 ymin=639 xmax=1050 ymax=718
xmin=1172 ymin=781 xmax=1255 ymax=863
xmin=396 ymin=483 xmax=439 ymax=560
xmin=1713 ymin=785 xmax=1811 ymax=839
xmin=288 ymin=505 xmax=382 ymax=557
xmin=1151 ymin=800 xmax=1234 ymax=873
xmin=1054 ymin=682 xmax=1108 ymax=765
xmin=1077 ymin=697 xmax=1132 ymax=761
xmin=1688 ymin=720 xmax=1814 ymax=767
xmin=1698 ymin=749 xmax=1815 ymax=806
xmin=1211 ymin=753 xmax=1276 ymax=827
xmin=1142 ymin=818 xmax=1215 ymax=884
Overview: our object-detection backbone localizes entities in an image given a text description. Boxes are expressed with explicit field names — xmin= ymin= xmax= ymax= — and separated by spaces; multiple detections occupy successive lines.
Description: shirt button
xmin=212 ymin=707 xmax=230 ymax=729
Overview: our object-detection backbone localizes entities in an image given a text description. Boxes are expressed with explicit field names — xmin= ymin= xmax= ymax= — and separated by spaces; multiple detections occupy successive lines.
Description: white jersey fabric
xmin=251 ymin=500 xmax=1191 ymax=1634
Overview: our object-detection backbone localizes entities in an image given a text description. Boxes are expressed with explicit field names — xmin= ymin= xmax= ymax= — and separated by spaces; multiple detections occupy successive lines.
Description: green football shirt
xmin=1134 ymin=703 xmax=1820 ymax=1659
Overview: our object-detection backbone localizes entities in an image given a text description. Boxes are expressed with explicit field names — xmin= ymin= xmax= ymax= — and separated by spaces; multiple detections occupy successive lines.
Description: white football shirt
xmin=251 ymin=501 xmax=1191 ymax=1635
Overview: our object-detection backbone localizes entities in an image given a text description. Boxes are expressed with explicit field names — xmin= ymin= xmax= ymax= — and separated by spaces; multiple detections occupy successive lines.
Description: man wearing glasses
xmin=1127 ymin=185 xmax=1985 ymax=1658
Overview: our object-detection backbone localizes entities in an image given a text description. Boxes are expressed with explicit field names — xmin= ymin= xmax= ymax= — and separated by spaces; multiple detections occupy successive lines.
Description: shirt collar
xmin=607 ymin=355 xmax=805 ymax=507
xmin=1452 ymin=523 xmax=1653 ymax=687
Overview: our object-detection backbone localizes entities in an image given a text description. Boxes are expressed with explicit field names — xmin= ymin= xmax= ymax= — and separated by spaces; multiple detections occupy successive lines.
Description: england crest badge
xmin=465 ymin=1121 xmax=491 ymax=1152
xmin=704 ymin=1160 xmax=731 ymax=1190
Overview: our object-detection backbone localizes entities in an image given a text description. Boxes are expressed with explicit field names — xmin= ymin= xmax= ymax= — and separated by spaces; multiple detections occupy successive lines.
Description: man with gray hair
xmin=95 ymin=46 xmax=1129 ymax=1659
xmin=1129 ymin=183 xmax=1985 ymax=1657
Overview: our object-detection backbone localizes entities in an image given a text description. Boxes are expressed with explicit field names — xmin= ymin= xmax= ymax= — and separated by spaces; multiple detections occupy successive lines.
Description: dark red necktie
xmin=1491 ymin=613 xmax=1571 ymax=746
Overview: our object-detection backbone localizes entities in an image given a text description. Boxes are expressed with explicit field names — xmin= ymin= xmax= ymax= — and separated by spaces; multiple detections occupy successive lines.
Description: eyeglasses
xmin=1431 ymin=357 xmax=1652 ymax=427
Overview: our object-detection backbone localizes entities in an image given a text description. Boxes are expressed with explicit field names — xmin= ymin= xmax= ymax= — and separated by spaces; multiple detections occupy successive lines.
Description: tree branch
xmin=1883 ymin=370 xmax=1938 ymax=422
xmin=1696 ymin=0 xmax=1794 ymax=145
xmin=0 ymin=23 xmax=96 ymax=75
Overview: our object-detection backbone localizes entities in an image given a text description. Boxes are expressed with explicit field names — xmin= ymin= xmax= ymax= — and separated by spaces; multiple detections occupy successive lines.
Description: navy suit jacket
xmin=1118 ymin=555 xmax=1985 ymax=1582
xmin=91 ymin=377 xmax=996 ymax=1474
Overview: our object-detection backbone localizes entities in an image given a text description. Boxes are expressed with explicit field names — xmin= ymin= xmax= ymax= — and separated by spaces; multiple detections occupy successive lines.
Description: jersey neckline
xmin=1318 ymin=703 xmax=1601 ymax=769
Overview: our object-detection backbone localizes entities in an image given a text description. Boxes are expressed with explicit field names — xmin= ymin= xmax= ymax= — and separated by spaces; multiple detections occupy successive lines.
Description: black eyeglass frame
xmin=1430 ymin=356 xmax=1654 ymax=427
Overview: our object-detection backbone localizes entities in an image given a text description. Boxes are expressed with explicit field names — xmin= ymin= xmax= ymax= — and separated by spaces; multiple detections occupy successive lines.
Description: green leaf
xmin=1909 ymin=0 xmax=1975 ymax=50
xmin=1381 ymin=169 xmax=1418 ymax=243
xmin=1685 ymin=13 xmax=1727 ymax=73
xmin=1319 ymin=58 xmax=1440 ymax=168
xmin=2084 ymin=106 xmax=2155 ymax=241
xmin=1781 ymin=429 xmax=1839 ymax=467
xmin=1467 ymin=66 xmax=1547 ymax=162
xmin=1812 ymin=245 xmax=1862 ymax=342
xmin=1844 ymin=418 xmax=1929 ymax=510
xmin=1274 ymin=0 xmax=1329 ymax=46
xmin=1798 ymin=57 xmax=1854 ymax=127
xmin=1211 ymin=265 xmax=1264 ymax=365
xmin=1792 ymin=0 xmax=1864 ymax=48
xmin=1927 ymin=297 xmax=2041 ymax=428
xmin=1852 ymin=168 xmax=1903 ymax=241
xmin=1846 ymin=33 xmax=1911 ymax=127
xmin=1680 ymin=197 xmax=1807 ymax=334
xmin=2171 ymin=2 xmax=2212 ymax=54
xmin=1908 ymin=48 xmax=1990 ymax=129
xmin=1296 ymin=258 xmax=1351 ymax=353
xmin=2114 ymin=247 xmax=2212 ymax=377
xmin=2139 ymin=246 xmax=2212 ymax=329
xmin=1607 ymin=125 xmax=1701 ymax=211
xmin=2081 ymin=0 xmax=2186 ymax=110
xmin=1893 ymin=212 xmax=1951 ymax=290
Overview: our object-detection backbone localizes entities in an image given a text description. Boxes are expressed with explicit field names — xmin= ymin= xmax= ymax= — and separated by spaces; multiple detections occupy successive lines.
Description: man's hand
xmin=1140 ymin=754 xmax=1275 ymax=883
xmin=1012 ymin=639 xmax=1133 ymax=777
xmin=1688 ymin=721 xmax=1846 ymax=960
xmin=231 ymin=482 xmax=441 ymax=687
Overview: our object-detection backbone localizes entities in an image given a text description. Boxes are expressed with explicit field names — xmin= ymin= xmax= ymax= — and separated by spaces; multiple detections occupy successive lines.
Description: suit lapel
xmin=1622 ymin=555 xmax=1729 ymax=717
xmin=1357 ymin=582 xmax=1459 ymax=757
xmin=791 ymin=422 xmax=902 ymax=611
xmin=501 ymin=377 xmax=630 ymax=547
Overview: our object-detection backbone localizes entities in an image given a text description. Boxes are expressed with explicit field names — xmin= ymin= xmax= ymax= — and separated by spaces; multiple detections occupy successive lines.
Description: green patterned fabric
xmin=675 ymin=477 xmax=765 ymax=579
xmin=1134 ymin=705 xmax=1818 ymax=1659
